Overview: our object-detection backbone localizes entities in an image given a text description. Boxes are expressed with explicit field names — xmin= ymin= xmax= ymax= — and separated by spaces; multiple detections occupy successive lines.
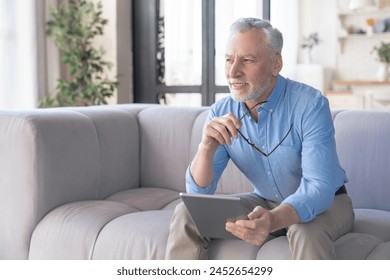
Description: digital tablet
xmin=179 ymin=192 xmax=249 ymax=239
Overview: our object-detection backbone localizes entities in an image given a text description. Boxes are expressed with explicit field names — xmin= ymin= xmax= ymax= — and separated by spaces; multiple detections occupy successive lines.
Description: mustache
xmin=229 ymin=80 xmax=248 ymax=83
xmin=228 ymin=80 xmax=250 ymax=86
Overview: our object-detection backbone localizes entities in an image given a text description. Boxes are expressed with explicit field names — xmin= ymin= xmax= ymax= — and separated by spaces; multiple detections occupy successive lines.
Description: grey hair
xmin=229 ymin=18 xmax=283 ymax=55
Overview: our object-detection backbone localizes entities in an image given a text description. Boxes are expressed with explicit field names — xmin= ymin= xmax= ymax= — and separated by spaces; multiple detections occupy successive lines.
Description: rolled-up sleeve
xmin=282 ymin=96 xmax=347 ymax=222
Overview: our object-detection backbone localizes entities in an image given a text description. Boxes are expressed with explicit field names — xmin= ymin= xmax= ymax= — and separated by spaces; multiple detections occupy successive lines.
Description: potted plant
xmin=301 ymin=32 xmax=321 ymax=64
xmin=40 ymin=0 xmax=118 ymax=107
xmin=372 ymin=42 xmax=390 ymax=81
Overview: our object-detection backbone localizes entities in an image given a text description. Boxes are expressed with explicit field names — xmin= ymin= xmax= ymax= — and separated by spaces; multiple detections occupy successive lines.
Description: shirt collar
xmin=261 ymin=75 xmax=287 ymax=113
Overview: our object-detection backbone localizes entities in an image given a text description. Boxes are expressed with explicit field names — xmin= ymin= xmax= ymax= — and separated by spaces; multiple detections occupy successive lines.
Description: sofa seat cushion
xmin=92 ymin=210 xmax=173 ymax=260
xmin=334 ymin=233 xmax=383 ymax=259
xmin=29 ymin=200 xmax=138 ymax=259
xmin=209 ymin=239 xmax=263 ymax=260
xmin=162 ymin=198 xmax=182 ymax=210
xmin=366 ymin=241 xmax=390 ymax=259
xmin=255 ymin=232 xmax=385 ymax=260
xmin=106 ymin=187 xmax=180 ymax=211
xmin=256 ymin=237 xmax=291 ymax=260
xmin=353 ymin=209 xmax=390 ymax=241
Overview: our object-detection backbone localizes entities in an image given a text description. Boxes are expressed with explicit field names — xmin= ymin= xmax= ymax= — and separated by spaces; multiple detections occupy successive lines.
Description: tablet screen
xmin=180 ymin=192 xmax=249 ymax=239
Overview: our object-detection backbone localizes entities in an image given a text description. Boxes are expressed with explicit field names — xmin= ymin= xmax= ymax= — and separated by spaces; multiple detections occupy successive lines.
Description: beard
xmin=229 ymin=76 xmax=272 ymax=103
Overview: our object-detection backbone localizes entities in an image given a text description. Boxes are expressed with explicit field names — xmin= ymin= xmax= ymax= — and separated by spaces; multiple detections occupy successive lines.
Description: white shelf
xmin=337 ymin=5 xmax=390 ymax=53
xmin=338 ymin=32 xmax=390 ymax=40
xmin=338 ymin=7 xmax=390 ymax=17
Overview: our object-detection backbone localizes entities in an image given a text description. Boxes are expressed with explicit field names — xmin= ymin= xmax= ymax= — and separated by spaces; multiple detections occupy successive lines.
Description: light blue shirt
xmin=186 ymin=75 xmax=348 ymax=223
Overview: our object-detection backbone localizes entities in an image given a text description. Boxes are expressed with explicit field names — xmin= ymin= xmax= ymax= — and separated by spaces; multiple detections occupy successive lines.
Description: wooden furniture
xmin=333 ymin=80 xmax=390 ymax=109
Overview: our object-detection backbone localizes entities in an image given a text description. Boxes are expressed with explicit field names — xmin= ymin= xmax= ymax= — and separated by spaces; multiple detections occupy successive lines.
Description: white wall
xmin=299 ymin=0 xmax=338 ymax=67
xmin=0 ymin=0 xmax=37 ymax=109
xmin=271 ymin=0 xmax=300 ymax=80
xmin=271 ymin=0 xmax=339 ymax=91
xmin=299 ymin=0 xmax=338 ymax=90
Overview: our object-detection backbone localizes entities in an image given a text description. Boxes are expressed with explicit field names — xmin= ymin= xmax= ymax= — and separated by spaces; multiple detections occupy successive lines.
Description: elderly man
xmin=165 ymin=18 xmax=354 ymax=260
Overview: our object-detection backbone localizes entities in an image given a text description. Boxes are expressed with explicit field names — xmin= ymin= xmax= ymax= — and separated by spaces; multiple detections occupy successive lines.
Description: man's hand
xmin=225 ymin=204 xmax=300 ymax=246
xmin=189 ymin=113 xmax=241 ymax=188
xmin=225 ymin=206 xmax=272 ymax=246
xmin=201 ymin=113 xmax=242 ymax=151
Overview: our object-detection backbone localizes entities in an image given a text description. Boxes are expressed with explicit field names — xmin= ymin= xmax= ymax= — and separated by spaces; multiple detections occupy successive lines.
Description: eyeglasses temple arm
xmin=267 ymin=123 xmax=294 ymax=156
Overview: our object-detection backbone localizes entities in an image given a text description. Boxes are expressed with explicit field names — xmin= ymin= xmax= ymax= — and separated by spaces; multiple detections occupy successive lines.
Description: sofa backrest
xmin=334 ymin=110 xmax=390 ymax=211
xmin=137 ymin=106 xmax=252 ymax=194
xmin=138 ymin=106 xmax=208 ymax=191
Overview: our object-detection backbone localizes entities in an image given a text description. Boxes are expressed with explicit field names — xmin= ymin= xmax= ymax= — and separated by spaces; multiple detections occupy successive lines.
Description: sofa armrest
xmin=0 ymin=107 xmax=140 ymax=259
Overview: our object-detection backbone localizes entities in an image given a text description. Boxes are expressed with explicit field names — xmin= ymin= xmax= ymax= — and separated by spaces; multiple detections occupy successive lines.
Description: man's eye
xmin=225 ymin=58 xmax=233 ymax=63
xmin=243 ymin=58 xmax=253 ymax=63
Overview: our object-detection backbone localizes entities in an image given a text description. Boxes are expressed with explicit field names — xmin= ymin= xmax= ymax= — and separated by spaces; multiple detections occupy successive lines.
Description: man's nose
xmin=228 ymin=60 xmax=242 ymax=78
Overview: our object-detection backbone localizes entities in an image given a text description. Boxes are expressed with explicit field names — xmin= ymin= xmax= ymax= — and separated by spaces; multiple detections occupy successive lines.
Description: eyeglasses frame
xmin=236 ymin=101 xmax=293 ymax=157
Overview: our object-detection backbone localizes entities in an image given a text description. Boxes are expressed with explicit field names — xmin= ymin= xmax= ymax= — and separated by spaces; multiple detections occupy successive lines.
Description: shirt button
xmin=275 ymin=194 xmax=279 ymax=198
xmin=267 ymin=171 xmax=271 ymax=175
xmin=262 ymin=145 xmax=266 ymax=149
xmin=270 ymin=109 xmax=273 ymax=112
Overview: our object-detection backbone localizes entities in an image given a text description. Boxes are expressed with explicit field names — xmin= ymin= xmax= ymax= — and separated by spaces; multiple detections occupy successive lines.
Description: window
xmin=0 ymin=0 xmax=37 ymax=109
xmin=133 ymin=0 xmax=269 ymax=106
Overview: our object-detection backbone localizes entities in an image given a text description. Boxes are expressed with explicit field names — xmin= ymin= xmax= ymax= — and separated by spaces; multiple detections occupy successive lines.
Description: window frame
xmin=132 ymin=0 xmax=270 ymax=106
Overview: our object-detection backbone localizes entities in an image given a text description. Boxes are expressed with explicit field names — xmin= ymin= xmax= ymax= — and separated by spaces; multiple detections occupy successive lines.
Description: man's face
xmin=225 ymin=29 xmax=281 ymax=103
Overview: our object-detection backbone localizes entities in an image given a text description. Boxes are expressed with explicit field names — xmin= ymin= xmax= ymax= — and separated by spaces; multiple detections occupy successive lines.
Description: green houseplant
xmin=373 ymin=42 xmax=390 ymax=63
xmin=372 ymin=42 xmax=390 ymax=81
xmin=40 ymin=0 xmax=118 ymax=107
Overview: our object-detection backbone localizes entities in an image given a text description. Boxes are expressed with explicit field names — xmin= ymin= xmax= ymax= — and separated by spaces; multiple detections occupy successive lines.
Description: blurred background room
xmin=1 ymin=0 xmax=390 ymax=110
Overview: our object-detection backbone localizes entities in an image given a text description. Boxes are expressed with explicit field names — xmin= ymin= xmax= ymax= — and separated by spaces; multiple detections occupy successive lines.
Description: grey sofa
xmin=0 ymin=104 xmax=389 ymax=260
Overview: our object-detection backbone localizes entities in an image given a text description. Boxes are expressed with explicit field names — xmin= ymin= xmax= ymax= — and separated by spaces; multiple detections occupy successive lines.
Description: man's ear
xmin=272 ymin=53 xmax=283 ymax=76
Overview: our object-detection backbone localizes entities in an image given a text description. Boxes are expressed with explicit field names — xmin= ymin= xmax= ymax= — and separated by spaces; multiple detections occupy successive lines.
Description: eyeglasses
xmin=236 ymin=101 xmax=293 ymax=157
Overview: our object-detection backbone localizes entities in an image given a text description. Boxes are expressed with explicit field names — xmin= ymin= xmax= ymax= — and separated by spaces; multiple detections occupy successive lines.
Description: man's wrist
xmin=269 ymin=204 xmax=300 ymax=232
xmin=198 ymin=141 xmax=219 ymax=155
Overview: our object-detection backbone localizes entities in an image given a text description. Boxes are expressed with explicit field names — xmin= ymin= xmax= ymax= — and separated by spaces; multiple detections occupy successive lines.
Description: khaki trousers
xmin=165 ymin=193 xmax=354 ymax=260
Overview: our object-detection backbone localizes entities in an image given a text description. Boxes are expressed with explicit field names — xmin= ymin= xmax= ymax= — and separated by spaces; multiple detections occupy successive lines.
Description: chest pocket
xmin=272 ymin=126 xmax=302 ymax=179
xmin=269 ymin=123 xmax=294 ymax=149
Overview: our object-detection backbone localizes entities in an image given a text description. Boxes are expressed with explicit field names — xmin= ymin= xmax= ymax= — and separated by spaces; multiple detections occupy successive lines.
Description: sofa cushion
xmin=68 ymin=107 xmax=141 ymax=198
xmin=138 ymin=106 xmax=208 ymax=192
xmin=162 ymin=198 xmax=182 ymax=210
xmin=29 ymin=201 xmax=137 ymax=259
xmin=0 ymin=113 xmax=38 ymax=259
xmin=256 ymin=236 xmax=291 ymax=260
xmin=366 ymin=242 xmax=390 ymax=259
xmin=106 ymin=187 xmax=180 ymax=211
xmin=334 ymin=232 xmax=383 ymax=259
xmin=353 ymin=208 xmax=390 ymax=241
xmin=189 ymin=110 xmax=209 ymax=159
xmin=334 ymin=110 xmax=390 ymax=211
xmin=209 ymin=239 xmax=262 ymax=260
xmin=255 ymin=232 xmax=384 ymax=260
xmin=92 ymin=210 xmax=173 ymax=260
